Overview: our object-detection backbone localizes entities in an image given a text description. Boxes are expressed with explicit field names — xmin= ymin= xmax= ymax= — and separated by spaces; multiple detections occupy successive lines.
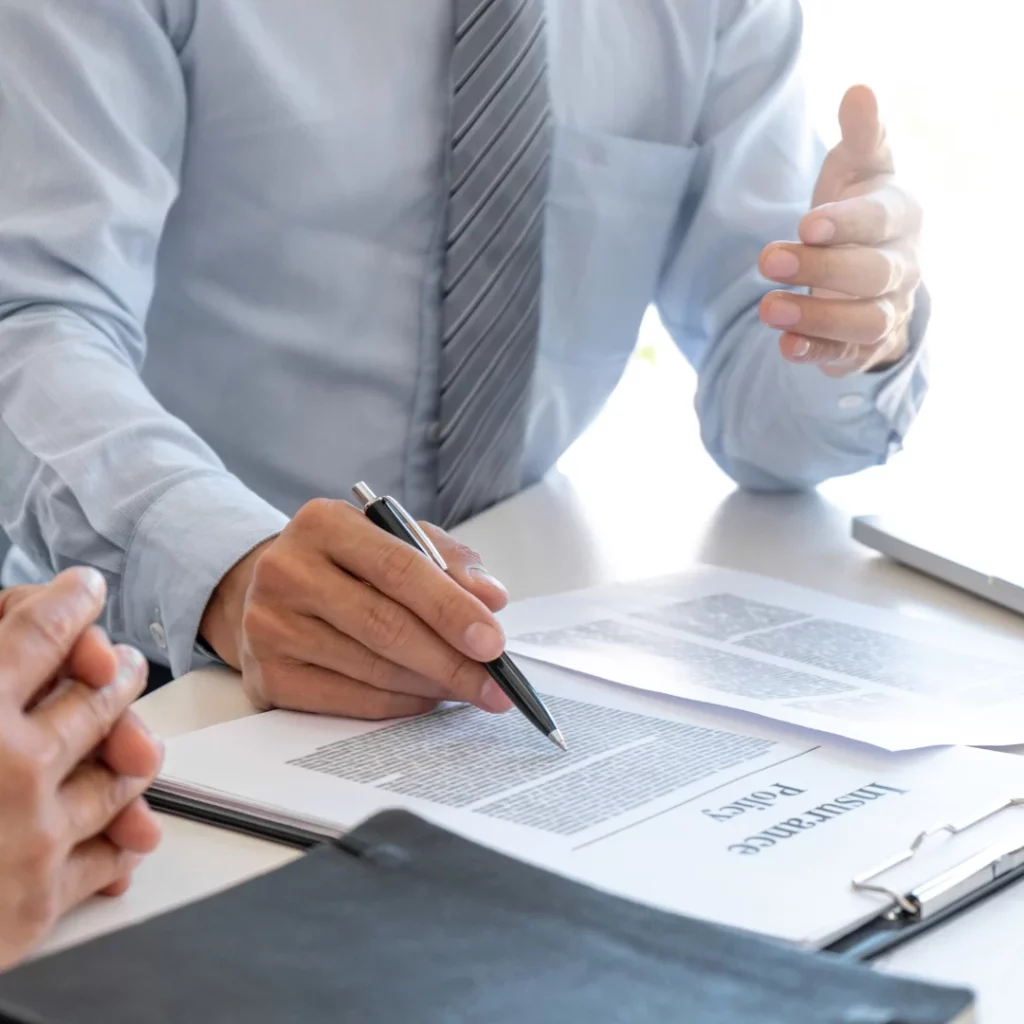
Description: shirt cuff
xmin=121 ymin=473 xmax=289 ymax=678
xmin=780 ymin=283 xmax=931 ymax=455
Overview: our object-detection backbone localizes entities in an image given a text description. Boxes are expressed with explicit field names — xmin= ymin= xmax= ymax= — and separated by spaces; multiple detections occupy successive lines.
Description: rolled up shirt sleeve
xmin=655 ymin=0 xmax=929 ymax=491
xmin=0 ymin=0 xmax=288 ymax=674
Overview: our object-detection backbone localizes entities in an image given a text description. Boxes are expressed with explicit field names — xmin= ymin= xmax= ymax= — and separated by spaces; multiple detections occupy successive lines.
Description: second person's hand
xmin=200 ymin=498 xmax=516 ymax=719
xmin=0 ymin=577 xmax=165 ymax=894
xmin=0 ymin=571 xmax=164 ymax=968
xmin=759 ymin=84 xmax=922 ymax=374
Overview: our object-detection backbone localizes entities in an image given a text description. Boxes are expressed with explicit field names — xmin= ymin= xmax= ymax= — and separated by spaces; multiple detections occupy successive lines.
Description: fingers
xmin=760 ymin=291 xmax=903 ymax=349
xmin=105 ymin=797 xmax=162 ymax=854
xmin=31 ymin=647 xmax=148 ymax=779
xmin=63 ymin=626 xmax=120 ymax=691
xmin=247 ymin=660 xmax=441 ymax=719
xmin=0 ymin=568 xmax=108 ymax=706
xmin=777 ymin=327 xmax=907 ymax=375
xmin=99 ymin=876 xmax=134 ymax=898
xmin=0 ymin=584 xmax=42 ymax=618
xmin=760 ymin=242 xmax=919 ymax=299
xmin=255 ymin=610 xmax=507 ymax=706
xmin=60 ymin=838 xmax=142 ymax=916
xmin=290 ymin=501 xmax=506 ymax=663
xmin=100 ymin=709 xmax=164 ymax=780
xmin=800 ymin=184 xmax=922 ymax=248
xmin=60 ymin=759 xmax=153 ymax=846
xmin=419 ymin=523 xmax=509 ymax=613
xmin=244 ymin=598 xmax=511 ymax=712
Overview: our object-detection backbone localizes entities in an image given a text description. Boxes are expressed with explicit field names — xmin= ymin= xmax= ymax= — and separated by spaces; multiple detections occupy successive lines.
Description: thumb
xmin=837 ymin=84 xmax=893 ymax=174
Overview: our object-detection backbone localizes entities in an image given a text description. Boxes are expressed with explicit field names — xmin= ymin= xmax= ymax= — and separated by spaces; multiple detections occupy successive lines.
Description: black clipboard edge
xmin=146 ymin=787 xmax=339 ymax=851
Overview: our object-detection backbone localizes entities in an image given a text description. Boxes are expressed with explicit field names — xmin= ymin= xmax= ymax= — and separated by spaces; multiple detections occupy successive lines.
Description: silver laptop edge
xmin=852 ymin=515 xmax=1024 ymax=617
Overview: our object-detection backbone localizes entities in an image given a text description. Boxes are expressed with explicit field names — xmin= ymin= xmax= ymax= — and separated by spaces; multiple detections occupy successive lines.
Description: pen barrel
xmin=365 ymin=500 xmax=423 ymax=551
xmin=360 ymin=490 xmax=561 ymax=745
xmin=485 ymin=655 xmax=558 ymax=735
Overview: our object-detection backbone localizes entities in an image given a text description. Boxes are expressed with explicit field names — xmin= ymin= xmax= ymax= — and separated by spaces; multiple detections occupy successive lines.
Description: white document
xmin=500 ymin=566 xmax=1024 ymax=750
xmin=159 ymin=660 xmax=1024 ymax=948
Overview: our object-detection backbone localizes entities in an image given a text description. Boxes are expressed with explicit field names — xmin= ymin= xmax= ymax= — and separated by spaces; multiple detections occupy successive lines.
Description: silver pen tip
xmin=549 ymin=728 xmax=568 ymax=752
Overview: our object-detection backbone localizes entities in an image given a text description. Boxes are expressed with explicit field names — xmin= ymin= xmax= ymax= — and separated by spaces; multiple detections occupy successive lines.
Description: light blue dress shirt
xmin=0 ymin=0 xmax=927 ymax=676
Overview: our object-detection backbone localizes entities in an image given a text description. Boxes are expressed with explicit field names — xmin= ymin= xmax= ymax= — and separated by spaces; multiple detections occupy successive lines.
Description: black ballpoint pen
xmin=352 ymin=482 xmax=568 ymax=752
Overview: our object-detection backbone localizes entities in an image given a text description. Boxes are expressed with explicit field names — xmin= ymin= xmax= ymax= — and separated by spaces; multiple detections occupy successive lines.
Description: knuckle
xmin=449 ymin=541 xmax=482 ymax=566
xmin=5 ymin=741 xmax=50 ymax=804
xmin=372 ymin=542 xmax=422 ymax=594
xmin=360 ymin=648 xmax=397 ymax=690
xmin=80 ymin=771 xmax=135 ymax=831
xmin=11 ymin=599 xmax=77 ymax=656
xmin=879 ymin=250 xmax=903 ymax=296
xmin=241 ymin=665 xmax=276 ymax=711
xmin=241 ymin=602 xmax=285 ymax=654
xmin=431 ymin=585 xmax=470 ymax=635
xmin=873 ymin=300 xmax=896 ymax=342
xmin=249 ymin=549 xmax=297 ymax=598
xmin=292 ymin=497 xmax=335 ymax=532
xmin=25 ymin=821 xmax=64 ymax=872
xmin=902 ymin=256 xmax=923 ymax=294
xmin=79 ymin=678 xmax=121 ymax=734
xmin=361 ymin=599 xmax=413 ymax=653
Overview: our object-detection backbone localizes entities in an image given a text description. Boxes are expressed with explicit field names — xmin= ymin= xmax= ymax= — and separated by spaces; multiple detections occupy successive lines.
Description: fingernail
xmin=764 ymin=298 xmax=802 ymax=328
xmin=115 ymin=646 xmax=146 ymax=687
xmin=804 ymin=219 xmax=835 ymax=244
xmin=792 ymin=338 xmax=812 ymax=359
xmin=762 ymin=250 xmax=800 ymax=280
xmin=464 ymin=622 xmax=505 ymax=661
xmin=72 ymin=567 xmax=106 ymax=601
xmin=480 ymin=679 xmax=514 ymax=714
xmin=467 ymin=566 xmax=508 ymax=596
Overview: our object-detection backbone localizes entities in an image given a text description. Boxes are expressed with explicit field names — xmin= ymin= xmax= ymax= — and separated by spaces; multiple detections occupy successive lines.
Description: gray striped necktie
xmin=436 ymin=0 xmax=552 ymax=527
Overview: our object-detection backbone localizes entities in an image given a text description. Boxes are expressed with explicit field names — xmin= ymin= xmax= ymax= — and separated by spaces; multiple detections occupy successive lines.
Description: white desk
xmin=37 ymin=355 xmax=1024 ymax=1018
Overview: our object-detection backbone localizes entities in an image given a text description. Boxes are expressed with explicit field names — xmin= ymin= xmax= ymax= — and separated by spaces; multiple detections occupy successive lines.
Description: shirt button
xmin=838 ymin=393 xmax=866 ymax=411
xmin=149 ymin=621 xmax=167 ymax=650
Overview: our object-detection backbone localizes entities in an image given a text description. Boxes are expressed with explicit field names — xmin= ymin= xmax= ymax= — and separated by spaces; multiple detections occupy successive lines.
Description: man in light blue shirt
xmin=0 ymin=1 xmax=925 ymax=719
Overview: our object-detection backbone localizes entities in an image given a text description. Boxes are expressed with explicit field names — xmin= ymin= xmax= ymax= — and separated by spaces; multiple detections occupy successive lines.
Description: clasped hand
xmin=0 ymin=572 xmax=163 ymax=969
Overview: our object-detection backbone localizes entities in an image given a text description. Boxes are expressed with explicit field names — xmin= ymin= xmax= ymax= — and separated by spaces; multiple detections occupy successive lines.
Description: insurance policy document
xmin=500 ymin=566 xmax=1024 ymax=750
xmin=158 ymin=661 xmax=1024 ymax=948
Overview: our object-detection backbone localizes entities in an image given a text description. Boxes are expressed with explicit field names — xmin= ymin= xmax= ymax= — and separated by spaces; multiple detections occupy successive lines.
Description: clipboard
xmin=825 ymin=797 xmax=1024 ymax=961
xmin=150 ymin=784 xmax=1024 ymax=967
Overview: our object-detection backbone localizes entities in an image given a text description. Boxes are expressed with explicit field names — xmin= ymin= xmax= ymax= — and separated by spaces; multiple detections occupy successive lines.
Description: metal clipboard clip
xmin=851 ymin=797 xmax=1024 ymax=922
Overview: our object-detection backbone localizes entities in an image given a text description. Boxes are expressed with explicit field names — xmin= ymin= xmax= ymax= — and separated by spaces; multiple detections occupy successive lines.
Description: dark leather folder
xmin=0 ymin=810 xmax=973 ymax=1023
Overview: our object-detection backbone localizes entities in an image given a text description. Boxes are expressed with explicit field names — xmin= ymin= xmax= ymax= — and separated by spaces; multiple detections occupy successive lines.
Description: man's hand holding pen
xmin=199 ymin=499 xmax=515 ymax=720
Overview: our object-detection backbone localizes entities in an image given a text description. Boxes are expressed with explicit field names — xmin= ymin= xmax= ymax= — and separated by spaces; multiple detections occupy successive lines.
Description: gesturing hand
xmin=0 ymin=570 xmax=163 ymax=969
xmin=759 ymin=84 xmax=923 ymax=375
xmin=200 ymin=499 xmax=515 ymax=719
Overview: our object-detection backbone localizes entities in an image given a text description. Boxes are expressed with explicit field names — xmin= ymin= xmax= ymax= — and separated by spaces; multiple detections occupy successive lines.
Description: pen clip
xmin=382 ymin=497 xmax=448 ymax=572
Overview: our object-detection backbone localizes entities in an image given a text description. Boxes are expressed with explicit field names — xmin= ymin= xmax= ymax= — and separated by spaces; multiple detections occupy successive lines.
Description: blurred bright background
xmin=559 ymin=0 xmax=1021 ymax=512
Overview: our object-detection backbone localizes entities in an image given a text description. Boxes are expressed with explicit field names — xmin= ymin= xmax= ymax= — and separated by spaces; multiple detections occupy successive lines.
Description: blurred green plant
xmin=634 ymin=341 xmax=658 ymax=366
